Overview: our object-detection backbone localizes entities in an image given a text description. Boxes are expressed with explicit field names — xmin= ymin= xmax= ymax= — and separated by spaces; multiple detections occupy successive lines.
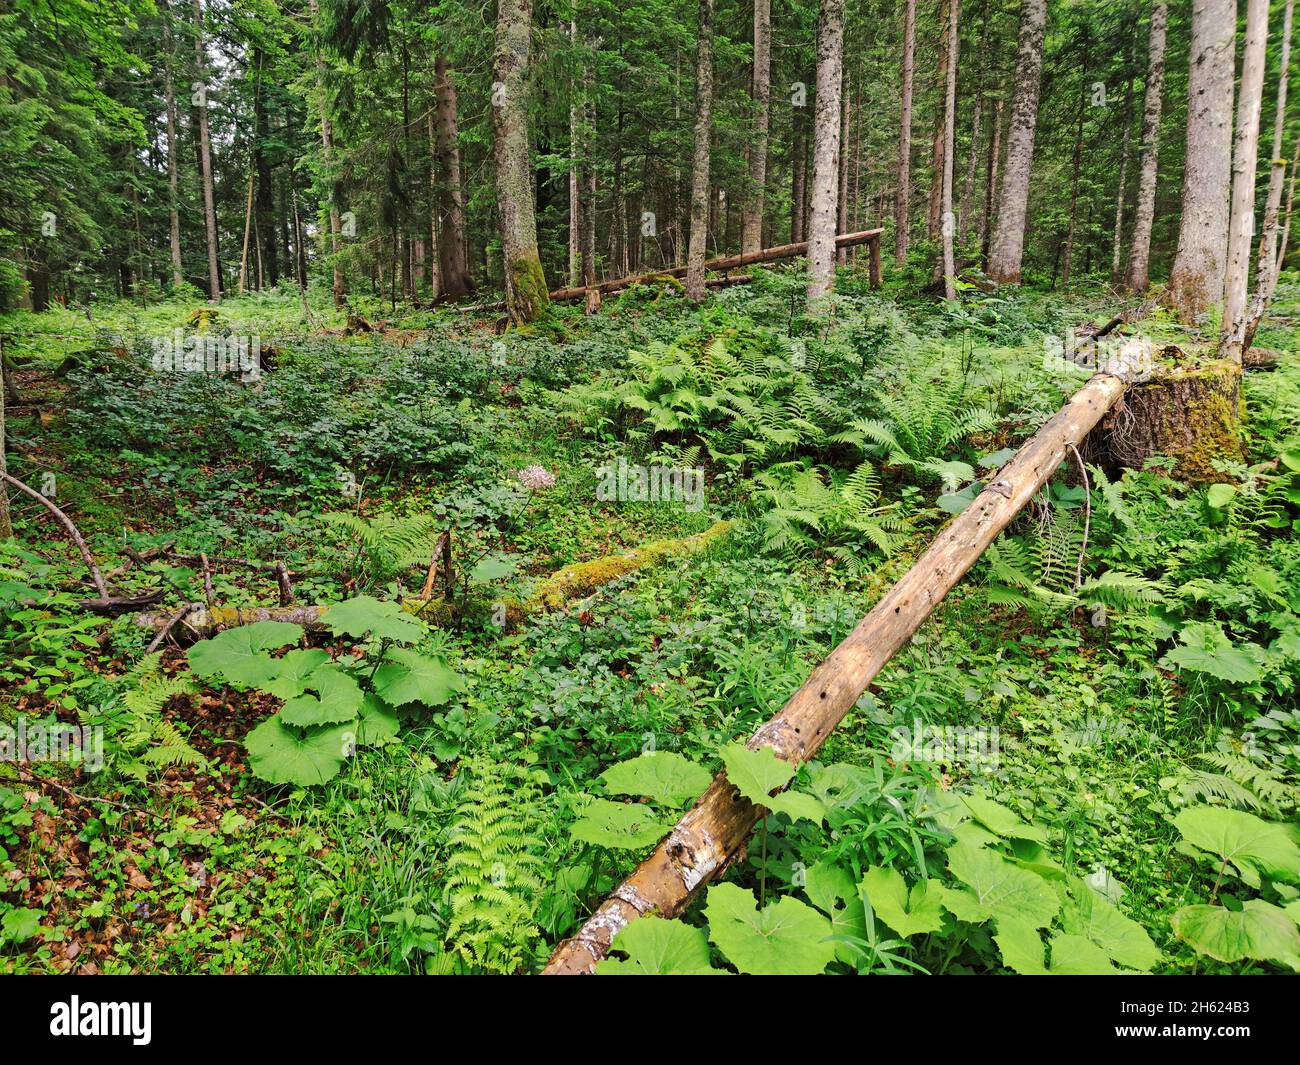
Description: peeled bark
xmin=685 ymin=0 xmax=714 ymax=302
xmin=940 ymin=0 xmax=959 ymax=299
xmin=543 ymin=367 xmax=1132 ymax=975
xmin=1165 ymin=0 xmax=1235 ymax=323
xmin=742 ymin=0 xmax=771 ymax=255
xmin=191 ymin=0 xmax=221 ymax=301
xmin=987 ymin=0 xmax=1047 ymax=284
xmin=895 ymin=0 xmax=916 ymax=265
xmin=492 ymin=0 xmax=549 ymax=322
xmin=806 ymin=0 xmax=845 ymax=305
xmin=435 ymin=56 xmax=474 ymax=300
xmin=1220 ymin=0 xmax=1271 ymax=362
xmin=1124 ymin=1 xmax=1168 ymax=293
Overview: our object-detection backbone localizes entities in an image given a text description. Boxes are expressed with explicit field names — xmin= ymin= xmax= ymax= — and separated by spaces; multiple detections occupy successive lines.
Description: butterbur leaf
xmin=959 ymin=792 xmax=1047 ymax=843
xmin=804 ymin=861 xmax=868 ymax=963
xmin=1162 ymin=622 xmax=1265 ymax=684
xmin=279 ymin=666 xmax=363 ymax=727
xmin=719 ymin=743 xmax=795 ymax=806
xmin=355 ymin=693 xmax=401 ymax=744
xmin=860 ymin=866 xmax=945 ymax=937
xmin=704 ymin=882 xmax=835 ymax=975
xmin=322 ymin=595 xmax=423 ymax=644
xmin=600 ymin=752 xmax=712 ymax=806
xmin=188 ymin=621 xmax=303 ymax=687
xmin=1171 ymin=807 xmax=1300 ymax=886
xmin=569 ymin=797 xmax=668 ymax=850
xmin=764 ymin=790 xmax=827 ymax=825
xmin=244 ymin=716 xmax=354 ymax=786
xmin=942 ymin=840 xmax=1060 ymax=928
xmin=995 ymin=921 xmax=1120 ymax=974
xmin=260 ymin=648 xmax=332 ymax=699
xmin=596 ymin=917 xmax=724 ymax=975
xmin=1172 ymin=901 xmax=1300 ymax=970
xmin=1059 ymin=881 xmax=1160 ymax=971
xmin=372 ymin=648 xmax=462 ymax=707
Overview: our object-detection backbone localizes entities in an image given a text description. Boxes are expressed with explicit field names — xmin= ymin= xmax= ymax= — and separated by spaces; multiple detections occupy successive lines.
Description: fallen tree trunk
xmin=543 ymin=365 xmax=1132 ymax=975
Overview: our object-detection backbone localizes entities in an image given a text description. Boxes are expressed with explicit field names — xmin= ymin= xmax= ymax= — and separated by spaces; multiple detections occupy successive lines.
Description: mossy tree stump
xmin=1096 ymin=355 xmax=1243 ymax=484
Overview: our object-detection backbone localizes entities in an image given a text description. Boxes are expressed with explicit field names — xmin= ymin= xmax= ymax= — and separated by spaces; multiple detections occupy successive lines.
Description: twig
xmin=144 ymin=603 xmax=197 ymax=654
xmin=7 ymin=764 xmax=154 ymax=820
xmin=199 ymin=551 xmax=215 ymax=605
xmin=0 ymin=470 xmax=109 ymax=599
xmin=274 ymin=561 xmax=294 ymax=605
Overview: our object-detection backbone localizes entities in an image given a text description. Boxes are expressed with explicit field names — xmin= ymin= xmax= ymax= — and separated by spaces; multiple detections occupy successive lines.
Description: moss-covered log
xmin=1097 ymin=356 xmax=1243 ymax=483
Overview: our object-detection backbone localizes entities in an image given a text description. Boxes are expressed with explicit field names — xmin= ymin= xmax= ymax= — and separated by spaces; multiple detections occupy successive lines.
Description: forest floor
xmin=2 ymin=263 xmax=1298 ymax=974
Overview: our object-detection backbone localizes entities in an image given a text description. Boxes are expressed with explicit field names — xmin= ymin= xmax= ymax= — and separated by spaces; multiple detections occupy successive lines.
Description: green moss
xmin=508 ymin=256 xmax=551 ymax=323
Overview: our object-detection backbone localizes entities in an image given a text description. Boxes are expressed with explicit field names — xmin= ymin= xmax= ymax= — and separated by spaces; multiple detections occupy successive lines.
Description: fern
xmin=442 ymin=756 xmax=547 ymax=973
xmin=115 ymin=653 xmax=205 ymax=777
xmin=321 ymin=511 xmax=440 ymax=587
xmin=756 ymin=461 xmax=906 ymax=561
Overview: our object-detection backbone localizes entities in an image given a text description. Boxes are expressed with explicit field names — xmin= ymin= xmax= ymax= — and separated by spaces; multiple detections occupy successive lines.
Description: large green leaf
xmin=1059 ymin=881 xmax=1161 ymax=971
xmin=600 ymin=752 xmax=713 ymax=806
xmin=355 ymin=693 xmax=401 ymax=744
xmin=704 ymin=882 xmax=835 ymax=975
xmin=259 ymin=648 xmax=331 ymax=699
xmin=371 ymin=648 xmax=462 ymax=708
xmin=803 ymin=860 xmax=868 ymax=963
xmin=243 ymin=716 xmax=354 ymax=786
xmin=188 ymin=621 xmax=303 ymax=687
xmin=996 ymin=921 xmax=1120 ymax=974
xmin=321 ymin=595 xmax=423 ymax=644
xmin=279 ymin=666 xmax=364 ymax=727
xmin=1163 ymin=622 xmax=1265 ymax=684
xmin=719 ymin=743 xmax=795 ymax=803
xmin=1172 ymin=807 xmax=1300 ymax=886
xmin=596 ymin=917 xmax=724 ymax=975
xmin=940 ymin=840 xmax=1060 ymax=928
xmin=1172 ymin=901 xmax=1300 ymax=969
xmin=860 ymin=866 xmax=945 ymax=937
xmin=959 ymin=793 xmax=1047 ymax=843
xmin=568 ymin=798 xmax=668 ymax=850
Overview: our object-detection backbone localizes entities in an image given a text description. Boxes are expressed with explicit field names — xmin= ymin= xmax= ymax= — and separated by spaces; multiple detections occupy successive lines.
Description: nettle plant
xmin=187 ymin=597 xmax=461 ymax=786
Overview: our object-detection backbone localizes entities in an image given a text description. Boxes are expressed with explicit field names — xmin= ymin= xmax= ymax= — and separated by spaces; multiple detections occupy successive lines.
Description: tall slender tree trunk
xmin=1254 ymin=0 xmax=1294 ymax=302
xmin=253 ymin=54 xmax=279 ymax=289
xmin=1165 ymin=0 xmax=1235 ymax=323
xmin=837 ymin=68 xmax=852 ymax=264
xmin=192 ymin=0 xmax=221 ymax=301
xmin=1124 ymin=0 xmax=1167 ymax=293
xmin=981 ymin=95 xmax=1003 ymax=262
xmin=568 ymin=21 xmax=581 ymax=286
xmin=927 ymin=1 xmax=951 ymax=242
xmin=309 ymin=0 xmax=345 ymax=307
xmin=435 ymin=57 xmax=474 ymax=299
xmin=791 ymin=115 xmax=807 ymax=243
xmin=0 ymin=337 xmax=10 ymax=540
xmin=986 ymin=0 xmax=1047 ymax=284
xmin=1220 ymin=0 xmax=1271 ymax=361
xmin=1060 ymin=32 xmax=1088 ymax=287
xmin=742 ymin=0 xmax=771 ymax=255
xmin=492 ymin=0 xmax=548 ymax=322
xmin=895 ymin=0 xmax=916 ymax=265
xmin=940 ymin=0 xmax=959 ymax=298
xmin=959 ymin=0 xmax=988 ymax=246
xmin=425 ymin=111 xmax=442 ymax=299
xmin=806 ymin=0 xmax=846 ymax=305
xmin=163 ymin=18 xmax=184 ymax=289
xmin=685 ymin=0 xmax=715 ymax=301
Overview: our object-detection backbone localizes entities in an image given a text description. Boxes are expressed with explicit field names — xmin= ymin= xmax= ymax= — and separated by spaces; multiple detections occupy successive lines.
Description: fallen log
xmin=542 ymin=363 xmax=1133 ymax=975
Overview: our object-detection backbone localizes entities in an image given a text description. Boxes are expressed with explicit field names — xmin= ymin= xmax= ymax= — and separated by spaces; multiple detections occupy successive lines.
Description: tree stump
xmin=1097 ymin=355 xmax=1243 ymax=483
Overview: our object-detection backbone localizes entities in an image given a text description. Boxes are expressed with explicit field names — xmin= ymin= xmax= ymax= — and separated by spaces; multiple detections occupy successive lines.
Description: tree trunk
xmin=1124 ymin=0 xmax=1167 ymax=293
xmin=791 ymin=115 xmax=807 ymax=243
xmin=940 ymin=0 xmax=959 ymax=298
xmin=806 ymin=0 xmax=845 ymax=305
xmin=1110 ymin=66 xmax=1135 ymax=285
xmin=959 ymin=0 xmax=988 ymax=246
xmin=895 ymin=0 xmax=916 ymax=265
xmin=685 ymin=0 xmax=714 ymax=302
xmin=253 ymin=54 xmax=278 ymax=289
xmin=568 ymin=21 xmax=581 ymax=287
xmin=1249 ymin=0 xmax=1294 ymax=331
xmin=543 ymin=366 xmax=1132 ymax=975
xmin=492 ymin=0 xmax=549 ymax=323
xmin=434 ymin=57 xmax=474 ymax=300
xmin=0 ymin=336 xmax=10 ymax=540
xmin=987 ymin=0 xmax=1047 ymax=284
xmin=981 ymin=95 xmax=1004 ymax=262
xmin=742 ymin=0 xmax=771 ymax=256
xmin=836 ymin=69 xmax=852 ymax=266
xmin=1061 ymin=32 xmax=1088 ymax=287
xmin=1219 ymin=0 xmax=1271 ymax=362
xmin=163 ymin=18 xmax=184 ymax=289
xmin=309 ymin=0 xmax=345 ymax=308
xmin=192 ymin=0 xmax=221 ymax=301
xmin=1164 ymin=0 xmax=1235 ymax=323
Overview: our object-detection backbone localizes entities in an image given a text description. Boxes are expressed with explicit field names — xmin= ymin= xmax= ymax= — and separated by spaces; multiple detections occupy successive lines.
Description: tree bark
xmin=1060 ymin=31 xmax=1088 ymax=287
xmin=1249 ymin=0 xmax=1294 ymax=327
xmin=163 ymin=17 xmax=184 ymax=289
xmin=940 ymin=0 xmax=959 ymax=298
xmin=1165 ymin=0 xmax=1236 ymax=323
xmin=742 ymin=0 xmax=771 ymax=255
xmin=1220 ymin=0 xmax=1271 ymax=362
xmin=434 ymin=57 xmax=474 ymax=300
xmin=927 ymin=0 xmax=952 ymax=243
xmin=191 ymin=0 xmax=221 ymax=301
xmin=492 ymin=0 xmax=549 ymax=322
xmin=837 ymin=69 xmax=852 ymax=265
xmin=1110 ymin=59 xmax=1135 ymax=285
xmin=685 ymin=0 xmax=715 ymax=301
xmin=791 ymin=114 xmax=807 ymax=243
xmin=806 ymin=0 xmax=845 ymax=305
xmin=543 ymin=366 xmax=1131 ymax=975
xmin=1124 ymin=1 xmax=1167 ymax=293
xmin=987 ymin=0 xmax=1047 ymax=284
xmin=895 ymin=0 xmax=916 ymax=265
xmin=309 ymin=0 xmax=345 ymax=308
xmin=981 ymin=94 xmax=1003 ymax=262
